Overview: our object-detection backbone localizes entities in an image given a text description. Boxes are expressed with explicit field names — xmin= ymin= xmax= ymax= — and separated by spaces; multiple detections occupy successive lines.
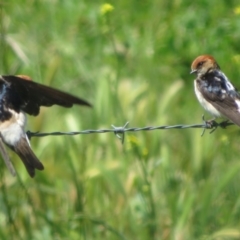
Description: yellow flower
xmin=128 ymin=135 xmax=140 ymax=146
xmin=234 ymin=6 xmax=240 ymax=15
xmin=100 ymin=3 xmax=114 ymax=15
xmin=142 ymin=147 xmax=148 ymax=157
xmin=233 ymin=55 xmax=240 ymax=64
xmin=220 ymin=134 xmax=229 ymax=144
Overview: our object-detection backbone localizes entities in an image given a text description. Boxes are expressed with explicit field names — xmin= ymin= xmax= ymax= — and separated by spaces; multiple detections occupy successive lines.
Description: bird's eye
xmin=197 ymin=61 xmax=204 ymax=67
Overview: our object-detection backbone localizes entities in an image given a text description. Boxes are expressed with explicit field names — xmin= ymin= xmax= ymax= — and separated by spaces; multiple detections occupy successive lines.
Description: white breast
xmin=0 ymin=110 xmax=27 ymax=146
xmin=194 ymin=81 xmax=222 ymax=117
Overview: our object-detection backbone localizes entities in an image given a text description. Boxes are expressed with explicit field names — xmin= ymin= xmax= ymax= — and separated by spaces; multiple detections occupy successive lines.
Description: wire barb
xmin=201 ymin=115 xmax=215 ymax=136
xmin=111 ymin=122 xmax=129 ymax=144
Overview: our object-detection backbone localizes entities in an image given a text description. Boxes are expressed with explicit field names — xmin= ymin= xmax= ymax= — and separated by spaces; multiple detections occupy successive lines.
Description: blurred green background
xmin=1 ymin=0 xmax=240 ymax=239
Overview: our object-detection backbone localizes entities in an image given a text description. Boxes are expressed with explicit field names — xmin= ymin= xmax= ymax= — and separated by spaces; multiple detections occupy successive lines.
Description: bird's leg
xmin=201 ymin=115 xmax=218 ymax=136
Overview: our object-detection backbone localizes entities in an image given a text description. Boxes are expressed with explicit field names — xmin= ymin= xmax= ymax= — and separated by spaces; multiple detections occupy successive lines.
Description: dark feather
xmin=197 ymin=79 xmax=240 ymax=126
xmin=11 ymin=137 xmax=44 ymax=177
xmin=0 ymin=75 xmax=91 ymax=116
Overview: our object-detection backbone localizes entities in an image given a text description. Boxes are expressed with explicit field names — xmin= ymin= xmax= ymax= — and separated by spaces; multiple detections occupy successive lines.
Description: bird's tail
xmin=13 ymin=137 xmax=44 ymax=177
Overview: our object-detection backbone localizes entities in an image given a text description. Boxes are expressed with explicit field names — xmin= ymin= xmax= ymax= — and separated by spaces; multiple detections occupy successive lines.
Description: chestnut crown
xmin=190 ymin=55 xmax=220 ymax=75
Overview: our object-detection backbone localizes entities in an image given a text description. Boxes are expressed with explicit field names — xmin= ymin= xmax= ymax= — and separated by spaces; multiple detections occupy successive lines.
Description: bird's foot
xmin=201 ymin=115 xmax=218 ymax=136
xmin=201 ymin=115 xmax=233 ymax=136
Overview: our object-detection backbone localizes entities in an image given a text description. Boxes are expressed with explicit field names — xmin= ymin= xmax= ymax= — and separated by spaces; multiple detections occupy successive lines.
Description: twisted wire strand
xmin=2 ymin=120 xmax=234 ymax=176
xmin=26 ymin=120 xmax=234 ymax=143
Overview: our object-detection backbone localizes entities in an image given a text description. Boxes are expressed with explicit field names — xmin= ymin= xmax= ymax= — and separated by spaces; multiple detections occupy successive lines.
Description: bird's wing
xmin=198 ymin=80 xmax=240 ymax=126
xmin=0 ymin=75 xmax=91 ymax=116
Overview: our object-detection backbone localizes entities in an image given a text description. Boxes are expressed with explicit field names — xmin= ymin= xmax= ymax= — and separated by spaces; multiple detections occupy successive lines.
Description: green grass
xmin=1 ymin=0 xmax=240 ymax=239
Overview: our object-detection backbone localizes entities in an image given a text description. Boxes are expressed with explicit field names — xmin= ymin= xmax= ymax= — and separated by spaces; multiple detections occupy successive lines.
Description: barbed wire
xmin=1 ymin=117 xmax=234 ymax=176
xmin=26 ymin=117 xmax=235 ymax=144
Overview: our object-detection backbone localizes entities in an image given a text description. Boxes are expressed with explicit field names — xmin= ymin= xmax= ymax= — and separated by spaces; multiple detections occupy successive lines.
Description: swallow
xmin=0 ymin=75 xmax=91 ymax=177
xmin=190 ymin=55 xmax=240 ymax=126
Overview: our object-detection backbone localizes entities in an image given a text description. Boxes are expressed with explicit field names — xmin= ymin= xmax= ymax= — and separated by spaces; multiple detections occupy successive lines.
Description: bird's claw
xmin=201 ymin=115 xmax=218 ymax=136
xmin=201 ymin=115 xmax=233 ymax=136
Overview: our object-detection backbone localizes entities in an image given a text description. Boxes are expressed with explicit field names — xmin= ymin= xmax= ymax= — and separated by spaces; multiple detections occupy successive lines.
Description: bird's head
xmin=190 ymin=55 xmax=220 ymax=76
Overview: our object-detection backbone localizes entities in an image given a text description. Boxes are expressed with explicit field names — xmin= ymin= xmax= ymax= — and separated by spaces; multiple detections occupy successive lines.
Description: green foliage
xmin=0 ymin=0 xmax=240 ymax=239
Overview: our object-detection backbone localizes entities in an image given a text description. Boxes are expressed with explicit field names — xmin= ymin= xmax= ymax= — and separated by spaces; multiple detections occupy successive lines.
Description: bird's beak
xmin=190 ymin=69 xmax=197 ymax=74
